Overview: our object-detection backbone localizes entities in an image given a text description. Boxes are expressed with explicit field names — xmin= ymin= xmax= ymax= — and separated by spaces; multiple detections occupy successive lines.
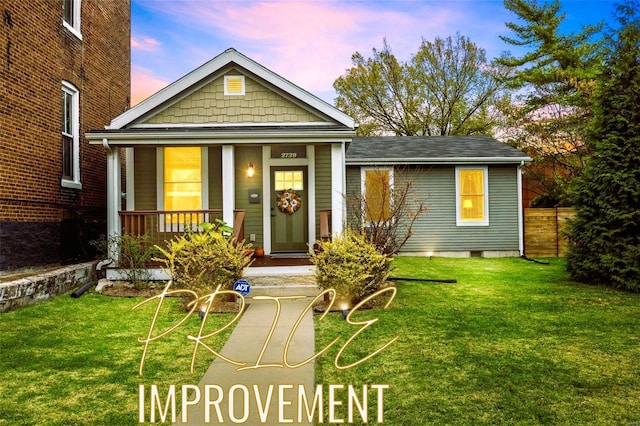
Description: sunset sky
xmin=130 ymin=0 xmax=618 ymax=106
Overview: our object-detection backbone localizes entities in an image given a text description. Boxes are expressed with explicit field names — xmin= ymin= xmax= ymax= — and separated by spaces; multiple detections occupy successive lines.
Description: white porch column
xmin=106 ymin=143 xmax=121 ymax=261
xmin=331 ymin=142 xmax=346 ymax=236
xmin=222 ymin=145 xmax=235 ymax=227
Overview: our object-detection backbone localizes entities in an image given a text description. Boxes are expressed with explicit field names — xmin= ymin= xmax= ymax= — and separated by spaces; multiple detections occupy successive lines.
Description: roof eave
xmin=346 ymin=156 xmax=533 ymax=165
xmin=87 ymin=128 xmax=356 ymax=145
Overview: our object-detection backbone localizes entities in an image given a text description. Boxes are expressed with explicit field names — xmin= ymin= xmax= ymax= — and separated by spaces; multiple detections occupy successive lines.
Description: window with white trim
xmin=61 ymin=81 xmax=81 ymax=188
xmin=361 ymin=167 xmax=394 ymax=223
xmin=456 ymin=166 xmax=489 ymax=226
xmin=62 ymin=0 xmax=82 ymax=39
xmin=164 ymin=147 xmax=203 ymax=225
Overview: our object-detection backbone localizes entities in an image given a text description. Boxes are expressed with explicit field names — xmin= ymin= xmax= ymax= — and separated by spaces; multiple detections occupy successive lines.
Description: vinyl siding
xmin=208 ymin=146 xmax=223 ymax=209
xmin=234 ymin=146 xmax=263 ymax=247
xmin=133 ymin=147 xmax=156 ymax=210
xmin=314 ymin=145 xmax=332 ymax=238
xmin=346 ymin=165 xmax=520 ymax=253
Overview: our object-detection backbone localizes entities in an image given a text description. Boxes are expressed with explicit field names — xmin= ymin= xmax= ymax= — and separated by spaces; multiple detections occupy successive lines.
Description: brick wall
xmin=0 ymin=1 xmax=130 ymax=270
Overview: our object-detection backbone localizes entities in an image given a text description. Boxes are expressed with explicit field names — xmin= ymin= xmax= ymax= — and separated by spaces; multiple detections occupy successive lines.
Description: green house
xmin=87 ymin=49 xmax=530 ymax=265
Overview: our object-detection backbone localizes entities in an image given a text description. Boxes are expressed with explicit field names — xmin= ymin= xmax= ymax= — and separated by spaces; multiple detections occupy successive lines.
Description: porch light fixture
xmin=247 ymin=163 xmax=255 ymax=178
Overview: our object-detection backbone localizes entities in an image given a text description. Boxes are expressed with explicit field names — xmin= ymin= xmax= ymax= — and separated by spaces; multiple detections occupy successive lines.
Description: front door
xmin=271 ymin=166 xmax=308 ymax=252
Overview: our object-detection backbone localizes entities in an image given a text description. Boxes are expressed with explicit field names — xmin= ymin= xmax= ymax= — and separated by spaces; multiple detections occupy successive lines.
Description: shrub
xmin=155 ymin=221 xmax=254 ymax=301
xmin=92 ymin=233 xmax=158 ymax=288
xmin=312 ymin=231 xmax=393 ymax=305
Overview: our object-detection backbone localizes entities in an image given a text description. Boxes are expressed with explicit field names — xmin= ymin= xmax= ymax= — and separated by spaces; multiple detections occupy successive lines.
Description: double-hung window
xmin=456 ymin=166 xmax=489 ymax=226
xmin=62 ymin=0 xmax=82 ymax=39
xmin=361 ymin=167 xmax=394 ymax=223
xmin=163 ymin=147 xmax=203 ymax=228
xmin=61 ymin=81 xmax=81 ymax=189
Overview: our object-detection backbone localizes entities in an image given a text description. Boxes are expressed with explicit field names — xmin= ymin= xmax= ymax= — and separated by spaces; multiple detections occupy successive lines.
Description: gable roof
xmin=346 ymin=136 xmax=531 ymax=165
xmin=107 ymin=48 xmax=355 ymax=130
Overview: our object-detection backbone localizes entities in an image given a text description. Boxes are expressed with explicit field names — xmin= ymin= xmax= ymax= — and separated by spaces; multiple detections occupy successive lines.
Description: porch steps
xmin=243 ymin=266 xmax=320 ymax=298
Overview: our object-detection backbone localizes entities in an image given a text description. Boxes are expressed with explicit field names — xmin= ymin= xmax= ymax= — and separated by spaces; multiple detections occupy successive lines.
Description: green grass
xmin=315 ymin=257 xmax=640 ymax=425
xmin=0 ymin=292 xmax=235 ymax=425
xmin=2 ymin=258 xmax=640 ymax=425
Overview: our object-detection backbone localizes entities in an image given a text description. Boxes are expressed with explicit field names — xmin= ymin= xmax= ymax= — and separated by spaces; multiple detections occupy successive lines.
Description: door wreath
xmin=277 ymin=189 xmax=302 ymax=215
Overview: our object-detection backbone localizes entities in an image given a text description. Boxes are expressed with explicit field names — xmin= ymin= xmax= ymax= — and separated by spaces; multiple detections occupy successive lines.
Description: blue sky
xmin=130 ymin=0 xmax=617 ymax=105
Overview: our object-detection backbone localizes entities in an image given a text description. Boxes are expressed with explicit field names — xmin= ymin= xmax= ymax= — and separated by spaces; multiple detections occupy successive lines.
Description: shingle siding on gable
xmin=346 ymin=165 xmax=520 ymax=254
xmin=144 ymin=72 xmax=324 ymax=125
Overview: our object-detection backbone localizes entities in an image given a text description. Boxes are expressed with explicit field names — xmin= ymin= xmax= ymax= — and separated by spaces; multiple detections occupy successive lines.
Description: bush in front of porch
xmin=155 ymin=221 xmax=253 ymax=306
xmin=312 ymin=230 xmax=393 ymax=306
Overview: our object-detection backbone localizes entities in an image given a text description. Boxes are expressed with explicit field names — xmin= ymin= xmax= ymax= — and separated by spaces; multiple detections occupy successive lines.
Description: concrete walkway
xmin=175 ymin=269 xmax=318 ymax=425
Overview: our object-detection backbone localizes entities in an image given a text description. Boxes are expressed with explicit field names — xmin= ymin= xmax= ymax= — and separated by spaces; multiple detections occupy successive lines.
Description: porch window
xmin=456 ymin=166 xmax=489 ymax=226
xmin=164 ymin=147 xmax=202 ymax=224
xmin=61 ymin=81 xmax=81 ymax=189
xmin=361 ymin=167 xmax=393 ymax=223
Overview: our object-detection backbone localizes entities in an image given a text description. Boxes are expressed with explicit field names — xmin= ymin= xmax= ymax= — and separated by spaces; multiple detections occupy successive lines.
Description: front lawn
xmin=315 ymin=257 xmax=640 ymax=425
xmin=0 ymin=292 xmax=234 ymax=425
xmin=2 ymin=258 xmax=639 ymax=425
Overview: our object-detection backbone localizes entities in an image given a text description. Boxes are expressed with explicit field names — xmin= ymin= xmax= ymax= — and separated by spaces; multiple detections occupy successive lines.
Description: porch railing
xmin=120 ymin=209 xmax=245 ymax=247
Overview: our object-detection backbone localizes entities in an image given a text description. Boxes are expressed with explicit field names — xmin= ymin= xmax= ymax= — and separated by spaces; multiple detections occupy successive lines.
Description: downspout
xmin=517 ymin=161 xmax=525 ymax=256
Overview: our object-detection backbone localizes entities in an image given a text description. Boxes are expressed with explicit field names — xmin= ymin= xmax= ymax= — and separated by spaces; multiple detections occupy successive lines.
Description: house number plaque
xmin=271 ymin=145 xmax=306 ymax=159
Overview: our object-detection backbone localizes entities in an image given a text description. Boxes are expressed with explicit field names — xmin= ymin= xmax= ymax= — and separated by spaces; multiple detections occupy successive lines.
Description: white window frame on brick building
xmin=61 ymin=81 xmax=81 ymax=189
xmin=62 ymin=0 xmax=82 ymax=40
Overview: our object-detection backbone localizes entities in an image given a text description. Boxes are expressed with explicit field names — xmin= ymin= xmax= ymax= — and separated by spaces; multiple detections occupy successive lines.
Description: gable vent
xmin=224 ymin=75 xmax=245 ymax=95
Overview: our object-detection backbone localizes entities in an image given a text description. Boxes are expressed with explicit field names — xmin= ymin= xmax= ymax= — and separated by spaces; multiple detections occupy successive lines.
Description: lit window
xmin=62 ymin=0 xmax=82 ymax=39
xmin=61 ymin=81 xmax=81 ymax=189
xmin=362 ymin=167 xmax=393 ymax=223
xmin=456 ymin=167 xmax=489 ymax=226
xmin=224 ymin=75 xmax=245 ymax=96
xmin=274 ymin=170 xmax=304 ymax=191
xmin=164 ymin=147 xmax=202 ymax=223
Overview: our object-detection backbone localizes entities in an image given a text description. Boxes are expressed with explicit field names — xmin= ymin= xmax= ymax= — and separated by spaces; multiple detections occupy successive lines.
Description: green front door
xmin=271 ymin=166 xmax=308 ymax=252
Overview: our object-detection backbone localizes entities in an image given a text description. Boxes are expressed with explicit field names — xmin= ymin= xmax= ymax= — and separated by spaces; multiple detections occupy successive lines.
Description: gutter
xmin=86 ymin=128 xmax=356 ymax=144
xmin=346 ymin=156 xmax=533 ymax=165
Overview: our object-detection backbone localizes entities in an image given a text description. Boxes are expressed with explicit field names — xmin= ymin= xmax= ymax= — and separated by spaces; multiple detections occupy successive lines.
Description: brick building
xmin=0 ymin=0 xmax=130 ymax=270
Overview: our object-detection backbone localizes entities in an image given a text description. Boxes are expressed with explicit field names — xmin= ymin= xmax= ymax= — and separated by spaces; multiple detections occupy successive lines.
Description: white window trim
xmin=156 ymin=147 xmax=209 ymax=232
xmin=61 ymin=81 xmax=81 ymax=189
xmin=224 ymin=75 xmax=245 ymax=96
xmin=361 ymin=166 xmax=394 ymax=224
xmin=455 ymin=166 xmax=489 ymax=227
xmin=62 ymin=0 xmax=82 ymax=40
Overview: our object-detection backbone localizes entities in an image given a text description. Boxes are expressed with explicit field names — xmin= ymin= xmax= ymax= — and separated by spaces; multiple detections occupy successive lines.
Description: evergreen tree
xmin=566 ymin=0 xmax=640 ymax=291
xmin=498 ymin=0 xmax=603 ymax=206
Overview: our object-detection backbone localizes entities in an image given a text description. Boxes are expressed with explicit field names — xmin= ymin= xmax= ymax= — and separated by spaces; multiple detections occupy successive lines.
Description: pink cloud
xmin=130 ymin=65 xmax=170 ymax=106
xmin=131 ymin=36 xmax=162 ymax=52
xmin=137 ymin=1 xmax=455 ymax=99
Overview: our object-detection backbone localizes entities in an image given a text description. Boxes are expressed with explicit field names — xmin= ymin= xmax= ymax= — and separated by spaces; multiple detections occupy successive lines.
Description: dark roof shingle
xmin=346 ymin=135 xmax=530 ymax=164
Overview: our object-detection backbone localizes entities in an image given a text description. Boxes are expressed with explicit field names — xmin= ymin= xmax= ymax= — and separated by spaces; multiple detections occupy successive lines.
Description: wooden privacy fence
xmin=524 ymin=208 xmax=576 ymax=257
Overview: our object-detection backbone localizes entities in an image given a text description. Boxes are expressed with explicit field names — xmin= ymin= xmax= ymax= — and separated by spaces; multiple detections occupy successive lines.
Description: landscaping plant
xmin=312 ymin=230 xmax=392 ymax=305
xmin=92 ymin=233 xmax=158 ymax=288
xmin=566 ymin=2 xmax=640 ymax=291
xmin=155 ymin=220 xmax=254 ymax=303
